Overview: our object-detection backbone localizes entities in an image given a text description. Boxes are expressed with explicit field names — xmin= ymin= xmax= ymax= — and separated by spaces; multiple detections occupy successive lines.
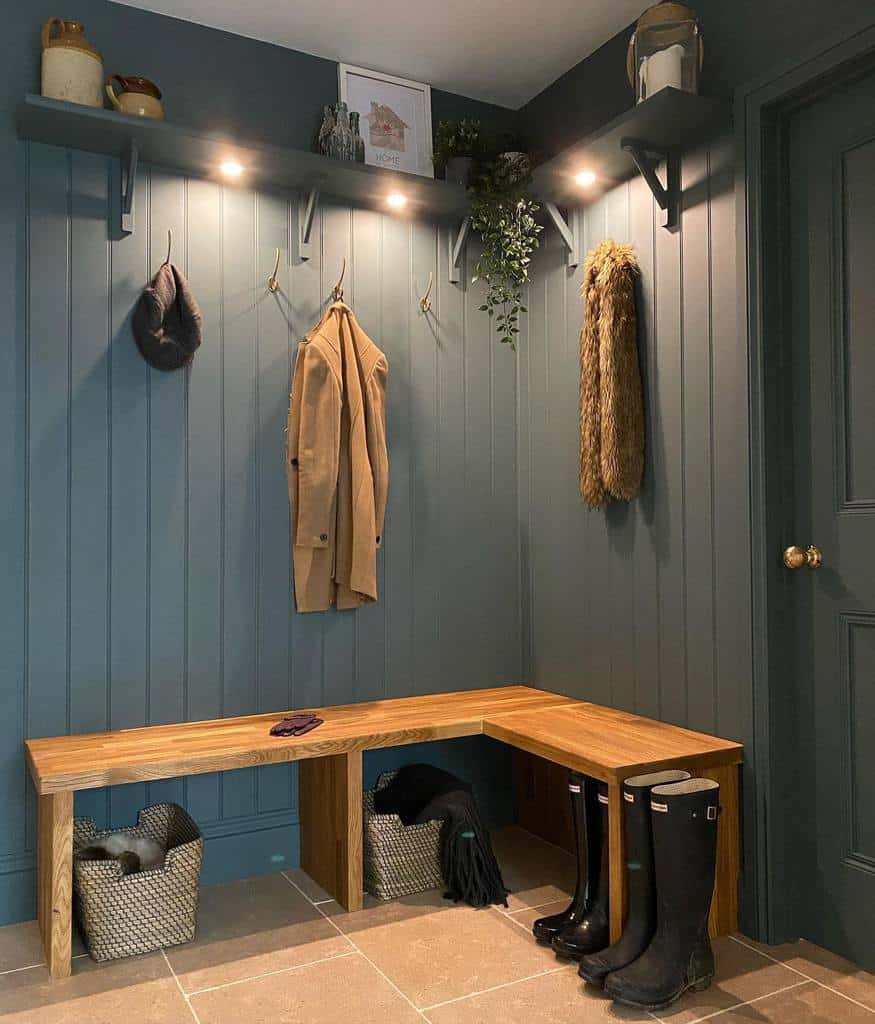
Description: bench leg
xmin=37 ymin=792 xmax=74 ymax=980
xmin=607 ymin=780 xmax=626 ymax=944
xmin=299 ymin=752 xmax=363 ymax=912
xmin=700 ymin=763 xmax=740 ymax=937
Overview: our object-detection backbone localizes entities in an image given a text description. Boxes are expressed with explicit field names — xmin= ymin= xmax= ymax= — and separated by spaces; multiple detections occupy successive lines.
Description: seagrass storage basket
xmin=363 ymin=771 xmax=443 ymax=900
xmin=73 ymin=802 xmax=203 ymax=962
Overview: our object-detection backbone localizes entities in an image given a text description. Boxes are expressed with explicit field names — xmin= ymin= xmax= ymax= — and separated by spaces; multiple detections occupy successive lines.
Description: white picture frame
xmin=338 ymin=63 xmax=434 ymax=178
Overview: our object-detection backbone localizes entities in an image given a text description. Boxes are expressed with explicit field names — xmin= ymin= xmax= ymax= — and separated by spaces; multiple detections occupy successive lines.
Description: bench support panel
xmin=38 ymin=791 xmax=74 ymax=979
xmin=299 ymin=751 xmax=363 ymax=912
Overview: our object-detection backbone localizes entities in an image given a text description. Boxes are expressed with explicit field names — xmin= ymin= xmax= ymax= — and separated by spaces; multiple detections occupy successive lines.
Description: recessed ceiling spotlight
xmin=575 ymin=169 xmax=597 ymax=187
xmin=387 ymin=193 xmax=407 ymax=209
xmin=220 ymin=160 xmax=244 ymax=178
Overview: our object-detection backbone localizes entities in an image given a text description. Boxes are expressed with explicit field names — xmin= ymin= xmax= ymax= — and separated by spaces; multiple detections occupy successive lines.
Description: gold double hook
xmin=419 ymin=272 xmax=434 ymax=314
xmin=162 ymin=228 xmax=172 ymax=267
xmin=267 ymin=247 xmax=281 ymax=293
xmin=332 ymin=257 xmax=346 ymax=302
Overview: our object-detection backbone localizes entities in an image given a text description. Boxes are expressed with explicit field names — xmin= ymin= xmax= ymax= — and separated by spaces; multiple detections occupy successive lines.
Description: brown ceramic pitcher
xmin=106 ymin=74 xmax=164 ymax=120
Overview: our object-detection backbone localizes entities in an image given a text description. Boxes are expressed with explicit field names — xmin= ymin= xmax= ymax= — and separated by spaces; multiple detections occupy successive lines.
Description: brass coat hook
xmin=419 ymin=271 xmax=434 ymax=313
xmin=332 ymin=257 xmax=346 ymax=301
xmin=163 ymin=228 xmax=172 ymax=266
xmin=268 ymin=247 xmax=281 ymax=292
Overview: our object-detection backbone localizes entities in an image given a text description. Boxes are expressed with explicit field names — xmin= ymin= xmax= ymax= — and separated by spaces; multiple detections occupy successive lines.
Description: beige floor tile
xmin=0 ymin=921 xmax=49 ymax=974
xmin=283 ymin=867 xmax=334 ymax=904
xmin=491 ymin=826 xmax=576 ymax=912
xmin=739 ymin=935 xmax=875 ymax=1012
xmin=191 ymin=950 xmax=422 ymax=1024
xmin=711 ymin=979 xmax=875 ymax=1022
xmin=652 ymin=936 xmax=802 ymax=1022
xmin=0 ymin=951 xmax=189 ymax=1023
xmin=425 ymin=964 xmax=651 ymax=1023
xmin=507 ymin=898 xmax=571 ymax=933
xmin=165 ymin=872 xmax=351 ymax=993
xmin=331 ymin=894 xmax=563 ymax=1009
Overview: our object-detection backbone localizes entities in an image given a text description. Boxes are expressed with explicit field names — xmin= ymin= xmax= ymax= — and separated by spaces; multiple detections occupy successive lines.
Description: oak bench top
xmin=484 ymin=702 xmax=743 ymax=779
xmin=25 ymin=685 xmax=742 ymax=796
xmin=25 ymin=686 xmax=576 ymax=794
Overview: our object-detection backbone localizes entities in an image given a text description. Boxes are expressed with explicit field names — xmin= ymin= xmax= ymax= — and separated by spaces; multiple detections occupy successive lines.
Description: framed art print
xmin=338 ymin=64 xmax=434 ymax=178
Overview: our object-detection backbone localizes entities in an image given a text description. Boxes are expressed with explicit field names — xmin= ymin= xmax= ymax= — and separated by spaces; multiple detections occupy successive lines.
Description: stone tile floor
xmin=0 ymin=827 xmax=872 ymax=1022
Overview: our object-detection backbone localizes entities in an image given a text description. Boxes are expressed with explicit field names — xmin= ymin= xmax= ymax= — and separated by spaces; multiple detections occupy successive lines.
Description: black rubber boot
xmin=532 ymin=771 xmax=587 ymax=943
xmin=550 ymin=778 xmax=610 ymax=960
xmin=605 ymin=779 xmax=721 ymax=1011
xmin=577 ymin=769 xmax=690 ymax=986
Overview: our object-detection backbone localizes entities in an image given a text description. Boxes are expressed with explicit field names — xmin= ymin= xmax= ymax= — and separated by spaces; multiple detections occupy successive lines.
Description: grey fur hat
xmin=133 ymin=263 xmax=202 ymax=371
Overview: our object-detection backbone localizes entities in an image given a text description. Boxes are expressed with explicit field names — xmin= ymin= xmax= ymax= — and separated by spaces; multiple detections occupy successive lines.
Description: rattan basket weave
xmin=73 ymin=803 xmax=202 ymax=962
xmin=363 ymin=772 xmax=444 ymax=900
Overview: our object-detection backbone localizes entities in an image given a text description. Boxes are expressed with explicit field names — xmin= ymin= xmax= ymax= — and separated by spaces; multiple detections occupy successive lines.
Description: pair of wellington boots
xmin=577 ymin=771 xmax=722 ymax=1011
xmin=531 ymin=773 xmax=610 ymax=960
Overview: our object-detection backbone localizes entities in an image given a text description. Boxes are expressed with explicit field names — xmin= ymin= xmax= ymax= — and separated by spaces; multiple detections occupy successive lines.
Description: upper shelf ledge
xmin=16 ymin=94 xmax=469 ymax=223
xmin=531 ymin=88 xmax=731 ymax=212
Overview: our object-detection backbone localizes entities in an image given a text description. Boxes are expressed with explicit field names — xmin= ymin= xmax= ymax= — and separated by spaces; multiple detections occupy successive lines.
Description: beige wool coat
xmin=287 ymin=302 xmax=389 ymax=612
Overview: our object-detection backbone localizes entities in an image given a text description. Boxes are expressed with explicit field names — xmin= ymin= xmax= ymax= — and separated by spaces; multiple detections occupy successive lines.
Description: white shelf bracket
xmin=120 ymin=139 xmax=138 ymax=236
xmin=544 ymin=201 xmax=580 ymax=269
xmin=296 ymin=188 xmax=319 ymax=262
xmin=448 ymin=217 xmax=470 ymax=284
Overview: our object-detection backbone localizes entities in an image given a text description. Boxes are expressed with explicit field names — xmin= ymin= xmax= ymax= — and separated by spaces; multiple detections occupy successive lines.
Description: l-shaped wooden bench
xmin=25 ymin=685 xmax=743 ymax=979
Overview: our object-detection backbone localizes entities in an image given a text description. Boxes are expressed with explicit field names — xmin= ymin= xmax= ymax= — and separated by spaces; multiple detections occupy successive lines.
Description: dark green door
xmin=786 ymin=68 xmax=875 ymax=969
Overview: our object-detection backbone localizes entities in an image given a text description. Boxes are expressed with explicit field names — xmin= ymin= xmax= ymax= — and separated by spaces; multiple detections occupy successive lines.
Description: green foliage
xmin=432 ymin=119 xmax=482 ymax=167
xmin=469 ymin=157 xmax=542 ymax=349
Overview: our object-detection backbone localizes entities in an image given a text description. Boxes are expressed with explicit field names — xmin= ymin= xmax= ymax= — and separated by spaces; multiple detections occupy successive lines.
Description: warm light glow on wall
xmin=386 ymin=193 xmax=407 ymax=209
xmin=220 ymin=160 xmax=244 ymax=178
xmin=575 ymin=169 xmax=597 ymax=187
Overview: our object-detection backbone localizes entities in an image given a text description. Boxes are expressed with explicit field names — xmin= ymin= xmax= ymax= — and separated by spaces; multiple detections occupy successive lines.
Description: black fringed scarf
xmin=373 ymin=764 xmax=509 ymax=908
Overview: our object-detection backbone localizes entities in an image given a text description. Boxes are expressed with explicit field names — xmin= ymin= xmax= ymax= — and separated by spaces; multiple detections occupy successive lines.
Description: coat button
xmin=320 ymin=533 xmax=328 ymax=541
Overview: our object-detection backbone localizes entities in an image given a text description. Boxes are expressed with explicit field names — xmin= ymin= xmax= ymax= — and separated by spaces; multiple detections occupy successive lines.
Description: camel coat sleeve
xmin=366 ymin=356 xmax=389 ymax=546
xmin=289 ymin=341 xmax=341 ymax=548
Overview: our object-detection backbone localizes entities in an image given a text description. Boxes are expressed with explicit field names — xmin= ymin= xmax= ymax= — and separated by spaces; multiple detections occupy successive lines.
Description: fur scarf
xmin=579 ymin=240 xmax=644 ymax=509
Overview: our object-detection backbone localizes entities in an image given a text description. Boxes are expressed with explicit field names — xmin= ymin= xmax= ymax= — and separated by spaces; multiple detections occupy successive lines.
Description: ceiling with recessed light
xmin=109 ymin=0 xmax=642 ymax=108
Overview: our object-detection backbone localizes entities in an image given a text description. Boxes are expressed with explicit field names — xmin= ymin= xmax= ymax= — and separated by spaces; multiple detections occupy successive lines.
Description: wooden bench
xmin=25 ymin=685 xmax=742 ymax=979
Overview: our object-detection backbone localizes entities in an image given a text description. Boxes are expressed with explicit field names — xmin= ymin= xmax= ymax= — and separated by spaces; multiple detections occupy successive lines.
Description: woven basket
xmin=73 ymin=803 xmax=203 ymax=962
xmin=363 ymin=772 xmax=444 ymax=900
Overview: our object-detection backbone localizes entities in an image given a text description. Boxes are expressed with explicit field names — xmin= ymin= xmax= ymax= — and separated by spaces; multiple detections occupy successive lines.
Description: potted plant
xmin=470 ymin=151 xmax=543 ymax=349
xmin=433 ymin=118 xmax=482 ymax=186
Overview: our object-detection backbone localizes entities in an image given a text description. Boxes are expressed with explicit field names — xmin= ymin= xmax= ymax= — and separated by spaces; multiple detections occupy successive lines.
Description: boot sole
xmin=577 ymin=963 xmax=611 ymax=986
xmin=608 ymin=974 xmax=714 ymax=1011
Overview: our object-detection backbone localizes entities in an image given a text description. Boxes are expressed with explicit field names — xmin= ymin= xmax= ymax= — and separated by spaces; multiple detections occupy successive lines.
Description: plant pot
xmin=445 ymin=156 xmax=473 ymax=187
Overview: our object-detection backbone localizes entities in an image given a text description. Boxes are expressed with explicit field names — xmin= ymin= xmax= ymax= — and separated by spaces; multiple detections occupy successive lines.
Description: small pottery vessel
xmin=445 ymin=156 xmax=473 ymax=187
xmin=41 ymin=18 xmax=104 ymax=108
xmin=106 ymin=75 xmax=164 ymax=120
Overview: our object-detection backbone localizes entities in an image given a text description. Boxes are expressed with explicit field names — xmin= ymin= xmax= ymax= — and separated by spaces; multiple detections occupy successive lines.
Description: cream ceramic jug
xmin=41 ymin=18 xmax=104 ymax=108
xmin=106 ymin=75 xmax=164 ymax=120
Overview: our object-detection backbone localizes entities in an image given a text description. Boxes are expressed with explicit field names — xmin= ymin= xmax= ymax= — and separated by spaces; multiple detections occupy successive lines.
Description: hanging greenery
xmin=469 ymin=152 xmax=542 ymax=349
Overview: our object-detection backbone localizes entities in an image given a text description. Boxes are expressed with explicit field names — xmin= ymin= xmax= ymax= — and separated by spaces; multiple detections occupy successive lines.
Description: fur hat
xmin=133 ymin=263 xmax=202 ymax=371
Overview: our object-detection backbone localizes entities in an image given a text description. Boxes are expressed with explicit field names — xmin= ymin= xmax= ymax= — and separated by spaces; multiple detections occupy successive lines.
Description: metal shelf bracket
xmin=621 ymin=137 xmax=681 ymax=230
xmin=448 ymin=217 xmax=470 ymax=284
xmin=120 ymin=139 xmax=138 ymax=236
xmin=543 ymin=202 xmax=581 ymax=269
xmin=296 ymin=188 xmax=319 ymax=262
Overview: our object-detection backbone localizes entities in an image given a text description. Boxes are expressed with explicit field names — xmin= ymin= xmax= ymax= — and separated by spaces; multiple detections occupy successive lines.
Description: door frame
xmin=738 ymin=18 xmax=875 ymax=943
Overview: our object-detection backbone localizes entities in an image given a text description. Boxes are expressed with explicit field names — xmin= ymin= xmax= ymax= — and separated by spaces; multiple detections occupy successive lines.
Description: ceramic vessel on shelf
xmin=444 ymin=156 xmax=473 ymax=187
xmin=105 ymin=75 xmax=164 ymax=119
xmin=41 ymin=18 xmax=104 ymax=108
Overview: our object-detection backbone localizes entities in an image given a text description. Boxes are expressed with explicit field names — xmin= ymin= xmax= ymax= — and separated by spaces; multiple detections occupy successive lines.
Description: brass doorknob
xmin=783 ymin=545 xmax=822 ymax=570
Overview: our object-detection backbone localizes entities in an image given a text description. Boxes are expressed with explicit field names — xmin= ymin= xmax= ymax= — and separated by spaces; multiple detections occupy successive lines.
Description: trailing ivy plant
xmin=469 ymin=154 xmax=542 ymax=349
